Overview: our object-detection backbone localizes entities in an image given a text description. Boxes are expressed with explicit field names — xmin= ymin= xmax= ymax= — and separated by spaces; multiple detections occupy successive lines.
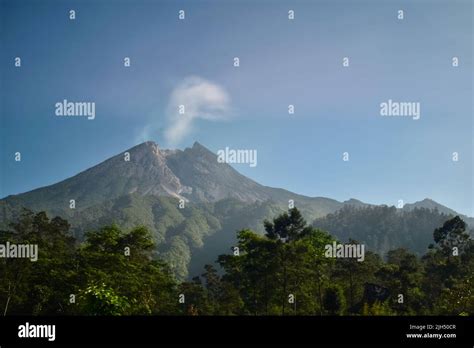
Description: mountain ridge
xmin=1 ymin=141 xmax=471 ymax=278
xmin=1 ymin=141 xmax=471 ymax=223
xmin=2 ymin=141 xmax=471 ymax=218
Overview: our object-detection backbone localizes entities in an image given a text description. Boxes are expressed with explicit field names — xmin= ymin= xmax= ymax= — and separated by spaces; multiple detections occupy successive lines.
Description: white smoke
xmin=164 ymin=76 xmax=230 ymax=146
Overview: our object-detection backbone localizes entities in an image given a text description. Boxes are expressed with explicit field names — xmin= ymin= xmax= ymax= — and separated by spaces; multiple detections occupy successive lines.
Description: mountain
xmin=0 ymin=141 xmax=343 ymax=278
xmin=0 ymin=141 xmax=342 ymax=215
xmin=1 ymin=141 xmax=471 ymax=278
xmin=402 ymin=198 xmax=474 ymax=226
xmin=313 ymin=205 xmax=473 ymax=257
xmin=342 ymin=198 xmax=370 ymax=209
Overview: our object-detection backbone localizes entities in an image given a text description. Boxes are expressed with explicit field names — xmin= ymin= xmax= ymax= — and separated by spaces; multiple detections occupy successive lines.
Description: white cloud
xmin=164 ymin=76 xmax=230 ymax=146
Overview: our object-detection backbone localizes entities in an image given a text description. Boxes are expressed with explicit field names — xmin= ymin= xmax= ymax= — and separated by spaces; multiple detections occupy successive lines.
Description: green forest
xmin=0 ymin=208 xmax=472 ymax=316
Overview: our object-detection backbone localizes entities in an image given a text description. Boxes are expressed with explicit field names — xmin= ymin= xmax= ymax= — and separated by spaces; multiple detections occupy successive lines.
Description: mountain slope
xmin=313 ymin=205 xmax=473 ymax=256
xmin=0 ymin=141 xmax=346 ymax=222
xmin=402 ymin=198 xmax=474 ymax=226
xmin=1 ymin=141 xmax=471 ymax=278
xmin=0 ymin=141 xmax=344 ymax=277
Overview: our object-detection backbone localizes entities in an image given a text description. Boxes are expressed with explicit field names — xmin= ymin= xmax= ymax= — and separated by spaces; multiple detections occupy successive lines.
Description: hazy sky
xmin=1 ymin=0 xmax=473 ymax=215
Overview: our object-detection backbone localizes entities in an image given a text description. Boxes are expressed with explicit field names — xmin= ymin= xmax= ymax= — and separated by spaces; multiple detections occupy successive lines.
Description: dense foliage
xmin=0 ymin=210 xmax=176 ymax=315
xmin=0 ymin=208 xmax=472 ymax=315
xmin=1 ymin=195 xmax=286 ymax=280
xmin=313 ymin=205 xmax=468 ymax=256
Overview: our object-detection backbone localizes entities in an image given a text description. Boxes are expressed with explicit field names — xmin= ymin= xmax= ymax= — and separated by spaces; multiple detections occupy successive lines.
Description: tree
xmin=2 ymin=208 xmax=472 ymax=317
xmin=264 ymin=207 xmax=312 ymax=242
xmin=435 ymin=275 xmax=474 ymax=315
xmin=376 ymin=248 xmax=423 ymax=315
xmin=263 ymin=208 xmax=314 ymax=315
xmin=217 ymin=209 xmax=335 ymax=316
xmin=77 ymin=282 xmax=130 ymax=315
xmin=433 ymin=216 xmax=470 ymax=256
xmin=0 ymin=211 xmax=179 ymax=315
xmin=77 ymin=224 xmax=178 ymax=315
xmin=178 ymin=277 xmax=211 ymax=315
xmin=323 ymin=285 xmax=346 ymax=315
xmin=218 ymin=229 xmax=280 ymax=315
xmin=333 ymin=242 xmax=382 ymax=312
xmin=0 ymin=210 xmax=76 ymax=315
xmin=421 ymin=216 xmax=473 ymax=314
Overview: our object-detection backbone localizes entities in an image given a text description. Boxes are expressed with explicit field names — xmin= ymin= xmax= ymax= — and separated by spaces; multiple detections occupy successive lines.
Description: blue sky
xmin=1 ymin=0 xmax=473 ymax=215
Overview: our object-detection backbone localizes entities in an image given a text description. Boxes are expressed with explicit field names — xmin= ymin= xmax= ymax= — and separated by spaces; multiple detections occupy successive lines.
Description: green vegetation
xmin=313 ymin=205 xmax=471 ymax=256
xmin=0 ymin=210 xmax=177 ymax=315
xmin=0 ymin=208 xmax=473 ymax=315
xmin=1 ymin=195 xmax=288 ymax=280
xmin=3 ymin=194 xmax=472 ymax=282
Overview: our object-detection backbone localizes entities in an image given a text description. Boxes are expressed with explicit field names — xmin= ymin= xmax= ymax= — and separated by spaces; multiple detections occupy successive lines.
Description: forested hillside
xmin=1 ymin=208 xmax=472 ymax=316
xmin=2 ymin=142 xmax=471 ymax=280
xmin=313 ymin=205 xmax=471 ymax=256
